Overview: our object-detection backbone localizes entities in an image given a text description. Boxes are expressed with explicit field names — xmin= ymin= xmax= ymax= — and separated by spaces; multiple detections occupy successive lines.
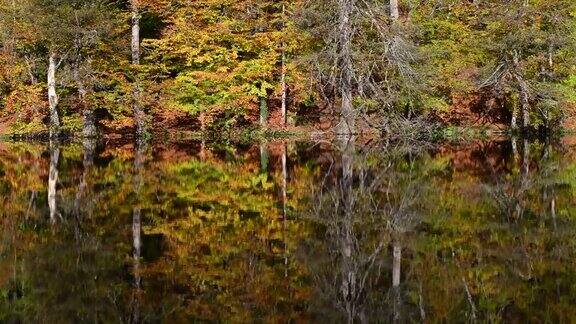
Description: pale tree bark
xmin=511 ymin=105 xmax=518 ymax=130
xmin=390 ymin=0 xmax=399 ymax=21
xmin=337 ymin=0 xmax=355 ymax=135
xmin=131 ymin=0 xmax=146 ymax=138
xmin=48 ymin=140 xmax=60 ymax=223
xmin=131 ymin=0 xmax=140 ymax=65
xmin=517 ymin=75 xmax=530 ymax=130
xmin=512 ymin=51 xmax=530 ymax=130
xmin=280 ymin=4 xmax=287 ymax=127
xmin=48 ymin=53 xmax=60 ymax=138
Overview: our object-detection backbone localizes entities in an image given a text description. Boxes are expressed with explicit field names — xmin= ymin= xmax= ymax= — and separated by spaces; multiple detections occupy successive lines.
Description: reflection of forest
xmin=0 ymin=138 xmax=574 ymax=322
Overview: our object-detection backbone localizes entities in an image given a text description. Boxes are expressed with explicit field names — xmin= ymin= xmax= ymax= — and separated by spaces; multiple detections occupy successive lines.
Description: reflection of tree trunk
xmin=260 ymin=144 xmax=269 ymax=173
xmin=48 ymin=53 xmax=60 ymax=138
xmin=392 ymin=241 xmax=402 ymax=323
xmin=392 ymin=241 xmax=401 ymax=288
xmin=282 ymin=144 xmax=288 ymax=277
xmin=48 ymin=140 xmax=60 ymax=223
xmin=131 ymin=138 xmax=145 ymax=324
xmin=74 ymin=139 xmax=95 ymax=221
xmin=551 ymin=193 xmax=557 ymax=230
xmin=339 ymin=136 xmax=356 ymax=323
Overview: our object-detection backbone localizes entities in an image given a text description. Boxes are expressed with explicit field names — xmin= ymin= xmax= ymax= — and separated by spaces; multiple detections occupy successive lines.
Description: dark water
xmin=0 ymin=138 xmax=575 ymax=322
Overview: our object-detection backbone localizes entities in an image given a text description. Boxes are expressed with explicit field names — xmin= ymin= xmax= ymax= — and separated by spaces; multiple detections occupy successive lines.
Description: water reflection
xmin=0 ymin=138 xmax=575 ymax=321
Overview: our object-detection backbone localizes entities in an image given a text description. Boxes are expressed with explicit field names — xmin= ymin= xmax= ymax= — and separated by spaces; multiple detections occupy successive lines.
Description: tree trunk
xmin=131 ymin=0 xmax=140 ymax=65
xmin=280 ymin=4 xmax=287 ymax=127
xmin=390 ymin=0 xmax=399 ymax=21
xmin=511 ymin=105 xmax=518 ymax=130
xmin=131 ymin=0 xmax=145 ymax=138
xmin=48 ymin=53 xmax=60 ymax=138
xmin=517 ymin=75 xmax=530 ymax=130
xmin=73 ymin=62 xmax=97 ymax=138
xmin=48 ymin=139 xmax=60 ymax=223
xmin=338 ymin=0 xmax=355 ymax=135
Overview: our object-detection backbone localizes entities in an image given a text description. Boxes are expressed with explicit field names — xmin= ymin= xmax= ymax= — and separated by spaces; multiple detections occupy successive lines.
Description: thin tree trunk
xmin=517 ymin=75 xmax=530 ymax=130
xmin=511 ymin=106 xmax=518 ymax=130
xmin=280 ymin=4 xmax=287 ymax=127
xmin=131 ymin=0 xmax=140 ymax=65
xmin=72 ymin=59 xmax=97 ymax=138
xmin=131 ymin=0 xmax=145 ymax=138
xmin=338 ymin=0 xmax=355 ymax=135
xmin=48 ymin=53 xmax=60 ymax=138
xmin=390 ymin=0 xmax=399 ymax=21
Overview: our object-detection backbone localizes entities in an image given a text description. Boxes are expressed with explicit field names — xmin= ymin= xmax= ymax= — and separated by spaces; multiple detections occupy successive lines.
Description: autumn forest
xmin=0 ymin=0 xmax=574 ymax=138
xmin=2 ymin=1 xmax=576 ymax=323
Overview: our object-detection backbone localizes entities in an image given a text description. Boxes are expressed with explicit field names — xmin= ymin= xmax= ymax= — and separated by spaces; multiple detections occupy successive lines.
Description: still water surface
xmin=0 ymin=138 xmax=575 ymax=322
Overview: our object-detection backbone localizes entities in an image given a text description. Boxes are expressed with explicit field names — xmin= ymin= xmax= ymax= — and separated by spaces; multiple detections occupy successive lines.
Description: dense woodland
xmin=0 ymin=0 xmax=575 ymax=138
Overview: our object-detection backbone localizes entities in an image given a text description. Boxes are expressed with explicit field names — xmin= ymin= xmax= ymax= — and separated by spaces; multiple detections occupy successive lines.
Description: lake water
xmin=0 ymin=137 xmax=574 ymax=322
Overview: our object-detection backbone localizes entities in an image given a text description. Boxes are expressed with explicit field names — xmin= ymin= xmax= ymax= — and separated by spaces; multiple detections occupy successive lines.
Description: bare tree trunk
xmin=131 ymin=0 xmax=145 ymax=138
xmin=338 ymin=0 xmax=355 ymax=135
xmin=131 ymin=0 xmax=140 ymax=65
xmin=390 ymin=0 xmax=399 ymax=21
xmin=48 ymin=53 xmax=60 ymax=138
xmin=72 ymin=59 xmax=97 ymax=138
xmin=280 ymin=4 xmax=287 ymax=127
xmin=513 ymin=51 xmax=529 ymax=131
xmin=517 ymin=75 xmax=530 ymax=130
xmin=48 ymin=140 xmax=60 ymax=223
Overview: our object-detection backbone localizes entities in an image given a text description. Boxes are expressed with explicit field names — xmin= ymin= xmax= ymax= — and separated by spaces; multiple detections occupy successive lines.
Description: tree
xmin=480 ymin=0 xmax=576 ymax=132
